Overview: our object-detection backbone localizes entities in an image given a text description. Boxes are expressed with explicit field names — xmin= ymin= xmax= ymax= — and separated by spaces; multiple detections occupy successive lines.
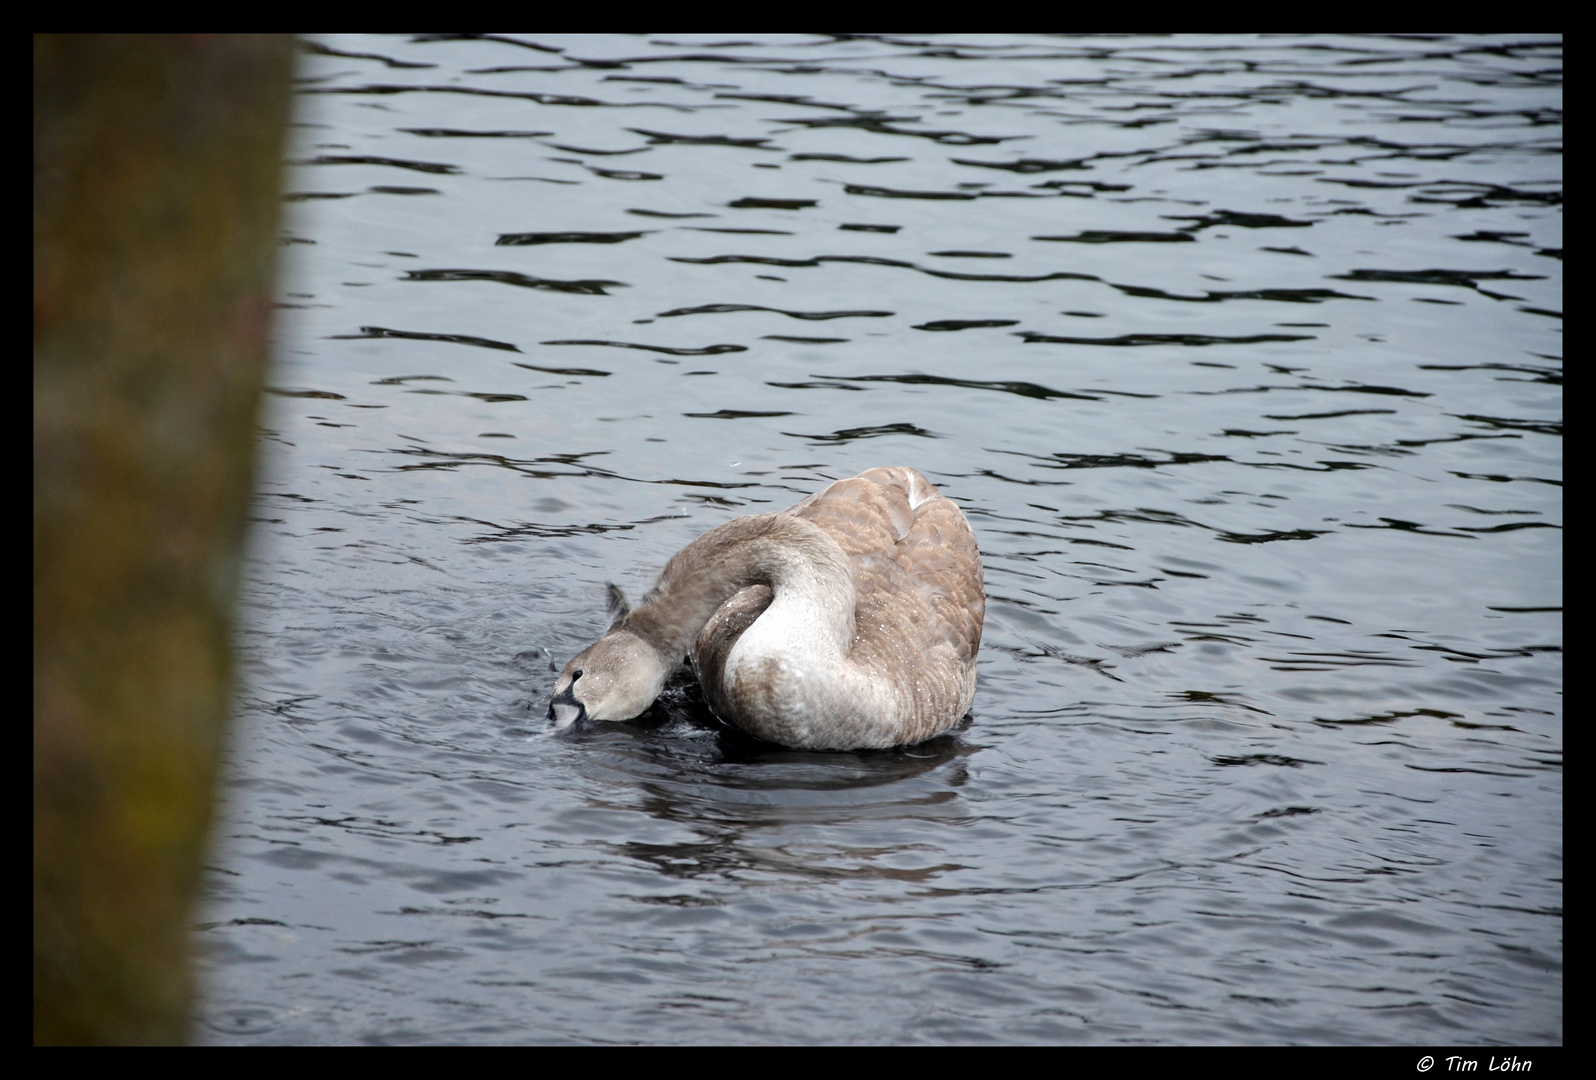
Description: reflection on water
xmin=200 ymin=35 xmax=1560 ymax=1044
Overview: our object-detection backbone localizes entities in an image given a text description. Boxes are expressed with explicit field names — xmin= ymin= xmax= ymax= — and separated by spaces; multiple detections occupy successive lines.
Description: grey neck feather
xmin=616 ymin=513 xmax=856 ymax=666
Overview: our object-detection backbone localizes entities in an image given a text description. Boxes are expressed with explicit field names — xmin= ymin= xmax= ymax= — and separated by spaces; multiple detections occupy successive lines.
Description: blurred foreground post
xmin=34 ymin=34 xmax=294 ymax=1044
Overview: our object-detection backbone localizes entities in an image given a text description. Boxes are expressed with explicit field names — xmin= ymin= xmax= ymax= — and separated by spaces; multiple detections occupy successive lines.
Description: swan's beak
xmin=549 ymin=684 xmax=585 ymax=731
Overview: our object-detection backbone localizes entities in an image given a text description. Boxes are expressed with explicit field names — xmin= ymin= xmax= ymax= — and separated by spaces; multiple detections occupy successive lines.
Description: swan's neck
xmin=621 ymin=512 xmax=904 ymax=747
xmin=620 ymin=513 xmax=856 ymax=668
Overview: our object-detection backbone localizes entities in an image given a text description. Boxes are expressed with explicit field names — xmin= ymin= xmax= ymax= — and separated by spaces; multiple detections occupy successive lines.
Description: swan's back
xmin=693 ymin=466 xmax=984 ymax=746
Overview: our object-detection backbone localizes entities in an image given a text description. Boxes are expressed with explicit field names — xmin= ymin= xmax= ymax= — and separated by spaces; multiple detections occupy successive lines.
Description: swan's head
xmin=549 ymin=631 xmax=670 ymax=731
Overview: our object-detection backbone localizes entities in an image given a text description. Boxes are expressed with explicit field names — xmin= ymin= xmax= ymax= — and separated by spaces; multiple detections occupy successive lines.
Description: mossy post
xmin=34 ymin=34 xmax=294 ymax=1044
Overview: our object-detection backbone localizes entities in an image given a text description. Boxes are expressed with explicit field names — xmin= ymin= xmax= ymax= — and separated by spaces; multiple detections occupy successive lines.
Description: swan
xmin=548 ymin=466 xmax=984 ymax=750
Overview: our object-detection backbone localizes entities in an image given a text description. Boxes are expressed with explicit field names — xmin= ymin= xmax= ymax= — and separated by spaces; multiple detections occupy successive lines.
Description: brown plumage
xmin=549 ymin=467 xmax=985 ymax=749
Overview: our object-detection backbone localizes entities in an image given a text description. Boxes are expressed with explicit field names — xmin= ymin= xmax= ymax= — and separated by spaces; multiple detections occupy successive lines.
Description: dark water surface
xmin=197 ymin=34 xmax=1561 ymax=1044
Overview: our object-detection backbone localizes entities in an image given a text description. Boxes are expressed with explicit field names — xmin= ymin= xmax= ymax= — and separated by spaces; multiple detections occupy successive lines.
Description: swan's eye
xmin=571 ymin=669 xmax=583 ymax=683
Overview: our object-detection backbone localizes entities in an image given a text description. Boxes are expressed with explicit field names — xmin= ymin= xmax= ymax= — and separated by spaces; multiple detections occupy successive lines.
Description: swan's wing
xmin=894 ymin=490 xmax=985 ymax=670
xmin=789 ymin=467 xmax=984 ymax=671
xmin=786 ymin=473 xmax=913 ymax=553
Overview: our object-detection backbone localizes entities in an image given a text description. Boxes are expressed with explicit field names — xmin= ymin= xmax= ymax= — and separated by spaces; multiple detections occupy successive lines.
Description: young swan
xmin=549 ymin=466 xmax=984 ymax=750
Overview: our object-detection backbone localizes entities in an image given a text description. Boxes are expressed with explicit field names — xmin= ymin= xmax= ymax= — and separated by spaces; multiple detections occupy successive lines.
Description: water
xmin=196 ymin=34 xmax=1561 ymax=1044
